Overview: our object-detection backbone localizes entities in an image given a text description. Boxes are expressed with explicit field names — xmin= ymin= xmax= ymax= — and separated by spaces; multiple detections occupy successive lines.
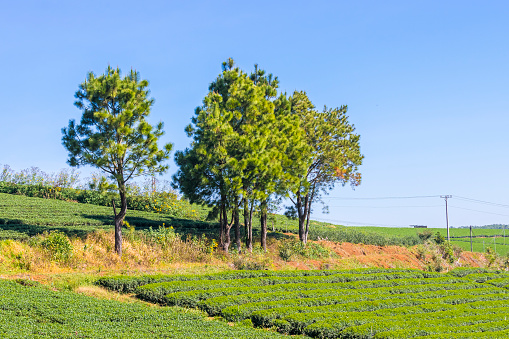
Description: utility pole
xmin=440 ymin=195 xmax=452 ymax=241
xmin=470 ymin=225 xmax=473 ymax=252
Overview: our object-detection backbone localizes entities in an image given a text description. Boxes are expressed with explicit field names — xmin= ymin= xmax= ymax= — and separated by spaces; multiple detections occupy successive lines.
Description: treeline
xmin=455 ymin=225 xmax=509 ymax=229
xmin=173 ymin=59 xmax=363 ymax=253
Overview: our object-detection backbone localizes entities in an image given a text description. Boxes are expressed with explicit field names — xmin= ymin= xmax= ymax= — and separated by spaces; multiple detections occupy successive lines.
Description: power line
xmin=325 ymin=195 xmax=440 ymax=200
xmin=324 ymin=195 xmax=509 ymax=208
xmin=449 ymin=205 xmax=509 ymax=218
xmin=326 ymin=205 xmax=442 ymax=208
xmin=455 ymin=196 xmax=509 ymax=209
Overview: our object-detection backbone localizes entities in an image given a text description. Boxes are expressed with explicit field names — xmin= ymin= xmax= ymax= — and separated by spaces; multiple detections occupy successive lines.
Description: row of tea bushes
xmin=134 ymin=271 xmax=439 ymax=304
xmin=97 ymin=268 xmax=424 ymax=293
xmin=0 ymin=279 xmax=290 ymax=338
xmin=165 ymin=276 xmax=464 ymax=308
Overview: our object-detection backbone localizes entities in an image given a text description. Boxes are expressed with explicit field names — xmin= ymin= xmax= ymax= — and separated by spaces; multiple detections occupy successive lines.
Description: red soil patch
xmin=321 ymin=241 xmax=424 ymax=269
xmin=272 ymin=239 xmax=488 ymax=271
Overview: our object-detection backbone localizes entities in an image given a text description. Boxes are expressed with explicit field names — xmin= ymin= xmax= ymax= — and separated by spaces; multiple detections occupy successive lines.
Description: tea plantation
xmin=0 ymin=279 xmax=291 ymax=338
xmin=0 ymin=193 xmax=215 ymax=239
xmin=98 ymin=268 xmax=509 ymax=338
xmin=0 ymin=192 xmax=422 ymax=247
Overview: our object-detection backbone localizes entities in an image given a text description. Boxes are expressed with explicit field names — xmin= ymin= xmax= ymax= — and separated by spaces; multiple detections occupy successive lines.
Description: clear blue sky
xmin=1 ymin=0 xmax=508 ymax=228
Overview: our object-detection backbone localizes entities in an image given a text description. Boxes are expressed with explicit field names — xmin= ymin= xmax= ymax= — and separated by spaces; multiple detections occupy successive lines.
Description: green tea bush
xmin=98 ymin=268 xmax=418 ymax=293
xmin=135 ymin=271 xmax=439 ymax=305
xmin=222 ymin=287 xmax=506 ymax=322
xmin=448 ymin=267 xmax=491 ymax=277
xmin=251 ymin=292 xmax=509 ymax=329
xmin=198 ymin=282 xmax=481 ymax=317
xmin=165 ymin=276 xmax=465 ymax=308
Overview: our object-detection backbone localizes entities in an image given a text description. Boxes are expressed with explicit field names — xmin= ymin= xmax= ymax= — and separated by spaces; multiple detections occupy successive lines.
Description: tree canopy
xmin=286 ymin=91 xmax=363 ymax=244
xmin=174 ymin=59 xmax=308 ymax=252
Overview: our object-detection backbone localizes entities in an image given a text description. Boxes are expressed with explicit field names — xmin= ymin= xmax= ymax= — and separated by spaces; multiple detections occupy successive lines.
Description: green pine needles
xmin=174 ymin=59 xmax=363 ymax=252
xmin=62 ymin=66 xmax=173 ymax=256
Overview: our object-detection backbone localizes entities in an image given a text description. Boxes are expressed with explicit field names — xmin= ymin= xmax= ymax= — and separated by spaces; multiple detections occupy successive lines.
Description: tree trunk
xmin=222 ymin=205 xmax=231 ymax=252
xmin=260 ymin=200 xmax=268 ymax=252
xmin=114 ymin=185 xmax=127 ymax=256
xmin=234 ymin=198 xmax=241 ymax=254
xmin=218 ymin=198 xmax=235 ymax=253
xmin=304 ymin=199 xmax=312 ymax=245
xmin=248 ymin=200 xmax=254 ymax=252
xmin=243 ymin=197 xmax=252 ymax=252
xmin=295 ymin=193 xmax=310 ymax=245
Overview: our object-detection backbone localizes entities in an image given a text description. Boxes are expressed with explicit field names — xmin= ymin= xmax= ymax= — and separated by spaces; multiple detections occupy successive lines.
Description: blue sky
xmin=1 ymin=0 xmax=508 ymax=228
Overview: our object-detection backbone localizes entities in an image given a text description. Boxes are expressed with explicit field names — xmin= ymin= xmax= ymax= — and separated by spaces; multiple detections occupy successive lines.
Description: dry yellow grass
xmin=0 ymin=229 xmax=223 ymax=274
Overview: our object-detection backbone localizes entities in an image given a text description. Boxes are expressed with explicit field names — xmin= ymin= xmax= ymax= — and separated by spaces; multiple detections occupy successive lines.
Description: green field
xmin=350 ymin=226 xmax=509 ymax=256
xmin=0 ymin=279 xmax=290 ymax=338
xmin=97 ymin=268 xmax=509 ymax=338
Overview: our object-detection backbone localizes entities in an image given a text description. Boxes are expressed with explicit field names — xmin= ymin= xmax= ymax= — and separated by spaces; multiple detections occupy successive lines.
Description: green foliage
xmin=485 ymin=246 xmax=499 ymax=267
xmin=418 ymin=229 xmax=433 ymax=241
xmin=286 ymin=91 xmax=363 ymax=243
xmin=0 ymin=181 xmax=200 ymax=221
xmin=0 ymin=193 xmax=212 ymax=240
xmin=98 ymin=268 xmax=416 ymax=294
xmin=278 ymin=239 xmax=330 ymax=261
xmin=308 ymin=226 xmax=421 ymax=247
xmin=40 ymin=231 xmax=73 ymax=262
xmin=440 ymin=241 xmax=456 ymax=264
xmin=134 ymin=271 xmax=437 ymax=305
xmin=448 ymin=267 xmax=491 ymax=277
xmin=95 ymin=269 xmax=509 ymax=338
xmin=62 ymin=66 xmax=173 ymax=255
xmin=0 ymin=164 xmax=80 ymax=188
xmin=165 ymin=276 xmax=462 ymax=309
xmin=62 ymin=66 xmax=172 ymax=177
xmin=174 ymin=59 xmax=309 ymax=251
xmin=0 ymin=280 xmax=288 ymax=338
xmin=434 ymin=231 xmax=446 ymax=244
xmin=199 ymin=282 xmax=480 ymax=318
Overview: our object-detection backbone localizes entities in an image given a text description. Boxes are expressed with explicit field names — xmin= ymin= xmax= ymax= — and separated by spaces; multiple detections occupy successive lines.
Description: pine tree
xmin=62 ymin=66 xmax=172 ymax=256
xmin=287 ymin=91 xmax=363 ymax=244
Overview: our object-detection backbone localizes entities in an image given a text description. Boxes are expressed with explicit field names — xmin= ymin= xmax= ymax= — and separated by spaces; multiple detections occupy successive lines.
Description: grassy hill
xmin=0 ymin=193 xmax=422 ymax=248
xmin=2 ymin=191 xmax=508 ymax=255
xmin=0 ymin=192 xmax=215 ymax=240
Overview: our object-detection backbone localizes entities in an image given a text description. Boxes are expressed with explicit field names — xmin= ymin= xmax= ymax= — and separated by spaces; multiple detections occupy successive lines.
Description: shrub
xmin=233 ymin=256 xmax=270 ymax=270
xmin=41 ymin=231 xmax=73 ymax=262
xmin=440 ymin=241 xmax=456 ymax=264
xmin=434 ymin=232 xmax=445 ymax=245
xmin=485 ymin=246 xmax=498 ymax=267
xmin=418 ymin=230 xmax=433 ymax=242
xmin=278 ymin=239 xmax=330 ymax=261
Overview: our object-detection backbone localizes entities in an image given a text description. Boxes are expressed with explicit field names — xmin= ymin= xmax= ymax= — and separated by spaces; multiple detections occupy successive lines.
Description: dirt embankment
xmin=277 ymin=240 xmax=489 ymax=271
